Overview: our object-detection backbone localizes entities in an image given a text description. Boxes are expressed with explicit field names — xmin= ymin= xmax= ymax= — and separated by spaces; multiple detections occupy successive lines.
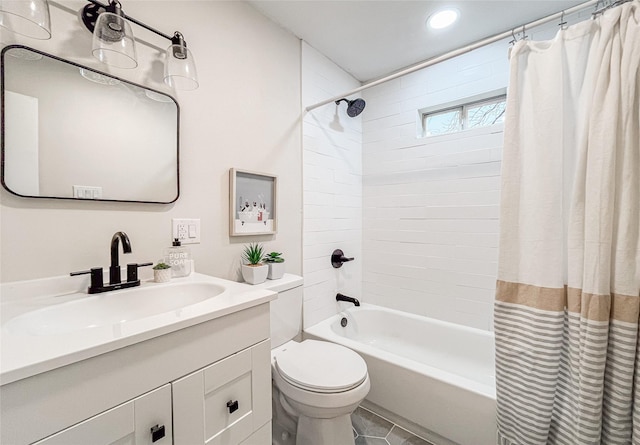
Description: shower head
xmin=335 ymin=98 xmax=366 ymax=117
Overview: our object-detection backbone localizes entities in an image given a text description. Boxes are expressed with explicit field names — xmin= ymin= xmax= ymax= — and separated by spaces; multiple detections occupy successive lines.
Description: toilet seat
xmin=274 ymin=340 xmax=367 ymax=393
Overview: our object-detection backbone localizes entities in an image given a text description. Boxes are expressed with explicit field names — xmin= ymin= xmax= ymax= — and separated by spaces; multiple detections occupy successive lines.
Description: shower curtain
xmin=495 ymin=2 xmax=640 ymax=444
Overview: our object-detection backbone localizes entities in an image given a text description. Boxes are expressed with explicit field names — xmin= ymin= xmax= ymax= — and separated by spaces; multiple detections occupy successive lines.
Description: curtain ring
xmin=559 ymin=11 xmax=567 ymax=29
xmin=510 ymin=28 xmax=517 ymax=45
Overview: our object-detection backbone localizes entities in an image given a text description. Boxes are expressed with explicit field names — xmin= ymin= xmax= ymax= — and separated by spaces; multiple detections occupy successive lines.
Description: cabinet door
xmin=32 ymin=384 xmax=172 ymax=445
xmin=172 ymin=340 xmax=271 ymax=445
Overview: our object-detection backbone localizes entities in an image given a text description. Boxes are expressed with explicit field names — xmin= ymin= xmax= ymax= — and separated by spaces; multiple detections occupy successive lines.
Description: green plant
xmin=242 ymin=243 xmax=265 ymax=265
xmin=265 ymin=251 xmax=284 ymax=263
xmin=153 ymin=262 xmax=171 ymax=270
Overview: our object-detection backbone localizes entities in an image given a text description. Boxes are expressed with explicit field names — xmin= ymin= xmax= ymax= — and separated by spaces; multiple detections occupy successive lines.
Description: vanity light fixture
xmin=427 ymin=8 xmax=460 ymax=30
xmin=81 ymin=0 xmax=199 ymax=89
xmin=0 ymin=0 xmax=52 ymax=40
xmin=164 ymin=31 xmax=199 ymax=90
xmin=89 ymin=0 xmax=137 ymax=69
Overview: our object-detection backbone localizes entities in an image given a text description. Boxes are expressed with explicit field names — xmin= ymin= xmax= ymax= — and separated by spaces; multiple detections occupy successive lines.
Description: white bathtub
xmin=304 ymin=304 xmax=496 ymax=445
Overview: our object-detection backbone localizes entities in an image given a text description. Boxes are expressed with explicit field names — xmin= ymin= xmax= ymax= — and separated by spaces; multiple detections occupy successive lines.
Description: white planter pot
xmin=241 ymin=264 xmax=268 ymax=285
xmin=154 ymin=268 xmax=172 ymax=283
xmin=267 ymin=261 xmax=285 ymax=280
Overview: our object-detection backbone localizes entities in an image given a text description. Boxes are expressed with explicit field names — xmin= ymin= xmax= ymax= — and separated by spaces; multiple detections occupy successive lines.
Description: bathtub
xmin=304 ymin=304 xmax=496 ymax=445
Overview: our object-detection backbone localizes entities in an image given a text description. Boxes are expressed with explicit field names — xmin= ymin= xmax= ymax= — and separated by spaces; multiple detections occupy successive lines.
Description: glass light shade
xmin=92 ymin=11 xmax=137 ymax=69
xmin=0 ymin=0 xmax=51 ymax=39
xmin=164 ymin=44 xmax=199 ymax=90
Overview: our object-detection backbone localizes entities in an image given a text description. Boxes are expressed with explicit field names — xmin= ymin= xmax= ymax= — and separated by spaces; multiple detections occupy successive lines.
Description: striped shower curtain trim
xmin=494 ymin=280 xmax=640 ymax=445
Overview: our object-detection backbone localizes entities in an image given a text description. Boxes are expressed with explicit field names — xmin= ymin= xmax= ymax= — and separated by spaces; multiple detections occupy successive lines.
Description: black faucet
xmin=110 ymin=231 xmax=132 ymax=285
xmin=70 ymin=231 xmax=152 ymax=294
xmin=336 ymin=293 xmax=360 ymax=307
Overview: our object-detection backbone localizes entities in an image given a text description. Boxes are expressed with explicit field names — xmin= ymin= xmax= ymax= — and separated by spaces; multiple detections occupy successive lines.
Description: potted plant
xmin=241 ymin=243 xmax=268 ymax=285
xmin=265 ymin=251 xmax=285 ymax=280
xmin=153 ymin=262 xmax=172 ymax=283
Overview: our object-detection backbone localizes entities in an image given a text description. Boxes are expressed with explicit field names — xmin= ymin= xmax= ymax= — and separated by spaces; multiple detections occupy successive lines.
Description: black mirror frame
xmin=1 ymin=44 xmax=180 ymax=204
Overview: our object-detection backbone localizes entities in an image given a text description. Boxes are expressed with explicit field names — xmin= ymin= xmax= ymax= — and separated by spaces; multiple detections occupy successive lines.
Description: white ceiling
xmin=248 ymin=0 xmax=587 ymax=82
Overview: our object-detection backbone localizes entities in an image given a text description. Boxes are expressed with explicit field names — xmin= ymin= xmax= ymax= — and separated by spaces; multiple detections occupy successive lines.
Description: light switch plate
xmin=172 ymin=218 xmax=200 ymax=244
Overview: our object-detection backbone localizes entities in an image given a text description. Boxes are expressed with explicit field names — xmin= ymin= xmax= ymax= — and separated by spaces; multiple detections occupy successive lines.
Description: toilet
xmin=263 ymin=275 xmax=370 ymax=445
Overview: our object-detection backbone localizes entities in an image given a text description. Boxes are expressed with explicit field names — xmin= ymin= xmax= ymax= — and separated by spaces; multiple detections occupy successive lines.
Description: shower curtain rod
xmin=305 ymin=0 xmax=600 ymax=112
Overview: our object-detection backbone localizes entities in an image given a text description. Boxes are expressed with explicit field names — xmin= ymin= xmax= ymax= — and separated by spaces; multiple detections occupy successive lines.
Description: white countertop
xmin=0 ymin=272 xmax=301 ymax=385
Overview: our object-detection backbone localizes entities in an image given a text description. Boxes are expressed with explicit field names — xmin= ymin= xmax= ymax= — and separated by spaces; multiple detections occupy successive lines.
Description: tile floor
xmin=351 ymin=406 xmax=435 ymax=445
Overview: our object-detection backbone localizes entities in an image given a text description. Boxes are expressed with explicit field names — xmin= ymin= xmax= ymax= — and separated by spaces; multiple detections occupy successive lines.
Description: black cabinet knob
xmin=227 ymin=400 xmax=239 ymax=414
xmin=150 ymin=424 xmax=165 ymax=442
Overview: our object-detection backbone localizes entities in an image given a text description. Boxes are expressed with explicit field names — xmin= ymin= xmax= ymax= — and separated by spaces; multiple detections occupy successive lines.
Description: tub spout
xmin=336 ymin=293 xmax=360 ymax=307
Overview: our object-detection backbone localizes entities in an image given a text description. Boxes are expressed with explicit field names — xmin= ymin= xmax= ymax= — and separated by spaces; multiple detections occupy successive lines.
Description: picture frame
xmin=229 ymin=168 xmax=277 ymax=236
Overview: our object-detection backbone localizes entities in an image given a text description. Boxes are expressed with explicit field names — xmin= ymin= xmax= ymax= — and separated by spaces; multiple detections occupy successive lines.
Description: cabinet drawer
xmin=32 ymin=384 xmax=172 ymax=445
xmin=173 ymin=340 xmax=271 ymax=445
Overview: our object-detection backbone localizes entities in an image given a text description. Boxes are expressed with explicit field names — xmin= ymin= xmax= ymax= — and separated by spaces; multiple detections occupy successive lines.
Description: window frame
xmin=418 ymin=88 xmax=507 ymax=138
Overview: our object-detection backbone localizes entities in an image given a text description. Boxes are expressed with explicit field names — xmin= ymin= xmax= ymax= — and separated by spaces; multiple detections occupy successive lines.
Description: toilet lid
xmin=275 ymin=340 xmax=367 ymax=393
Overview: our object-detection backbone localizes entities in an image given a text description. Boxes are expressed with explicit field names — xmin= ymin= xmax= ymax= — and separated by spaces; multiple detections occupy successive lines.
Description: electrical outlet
xmin=172 ymin=218 xmax=200 ymax=244
xmin=73 ymin=185 xmax=102 ymax=199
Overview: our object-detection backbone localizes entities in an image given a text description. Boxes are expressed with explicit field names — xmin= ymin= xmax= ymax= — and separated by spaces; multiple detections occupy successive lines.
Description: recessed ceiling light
xmin=427 ymin=8 xmax=459 ymax=30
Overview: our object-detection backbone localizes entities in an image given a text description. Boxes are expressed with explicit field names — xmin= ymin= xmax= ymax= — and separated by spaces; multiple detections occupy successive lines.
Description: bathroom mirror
xmin=1 ymin=45 xmax=179 ymax=203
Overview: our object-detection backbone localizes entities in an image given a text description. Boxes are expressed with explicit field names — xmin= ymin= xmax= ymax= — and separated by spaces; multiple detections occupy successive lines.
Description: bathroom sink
xmin=4 ymin=282 xmax=227 ymax=336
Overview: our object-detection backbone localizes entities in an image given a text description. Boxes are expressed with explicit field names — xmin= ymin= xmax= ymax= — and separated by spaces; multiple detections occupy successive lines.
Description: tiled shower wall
xmin=302 ymin=42 xmax=363 ymax=329
xmin=300 ymin=14 xmax=587 ymax=332
xmin=358 ymin=13 xmax=591 ymax=331
xmin=360 ymin=41 xmax=509 ymax=331
xmin=358 ymin=10 xmax=591 ymax=331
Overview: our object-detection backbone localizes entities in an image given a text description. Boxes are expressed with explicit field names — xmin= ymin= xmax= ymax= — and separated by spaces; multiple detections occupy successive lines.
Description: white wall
xmin=301 ymin=42 xmax=362 ymax=328
xmin=0 ymin=1 xmax=302 ymax=283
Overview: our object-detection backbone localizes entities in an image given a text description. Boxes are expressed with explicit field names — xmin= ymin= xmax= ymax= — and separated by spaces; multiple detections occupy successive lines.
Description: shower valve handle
xmin=331 ymin=249 xmax=355 ymax=268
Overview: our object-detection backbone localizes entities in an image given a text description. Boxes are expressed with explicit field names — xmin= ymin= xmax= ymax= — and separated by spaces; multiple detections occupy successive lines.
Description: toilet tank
xmin=249 ymin=274 xmax=303 ymax=348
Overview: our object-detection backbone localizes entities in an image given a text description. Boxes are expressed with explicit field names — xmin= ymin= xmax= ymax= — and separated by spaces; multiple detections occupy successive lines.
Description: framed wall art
xmin=229 ymin=168 xmax=277 ymax=236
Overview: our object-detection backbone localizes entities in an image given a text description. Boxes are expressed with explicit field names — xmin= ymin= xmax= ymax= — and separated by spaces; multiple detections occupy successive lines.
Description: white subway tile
xmin=304 ymin=191 xmax=334 ymax=207
xmin=454 ymin=258 xmax=498 ymax=276
xmin=304 ymin=257 xmax=333 ymax=274
xmin=454 ymin=245 xmax=499 ymax=261
xmin=363 ymin=240 xmax=454 ymax=258
xmin=304 ymin=229 xmax=361 ymax=245
xmin=304 ymin=302 xmax=342 ymax=329
xmin=302 ymin=268 xmax=335 ymax=286
xmin=363 ymin=77 xmax=402 ymax=99
xmin=455 ymin=286 xmax=496 ymax=303
xmin=456 ymin=272 xmax=497 ymax=290
xmin=363 ymin=261 xmax=459 ymax=283
xmin=453 ymin=232 xmax=500 ymax=248
xmin=304 ymin=244 xmax=333 ymax=260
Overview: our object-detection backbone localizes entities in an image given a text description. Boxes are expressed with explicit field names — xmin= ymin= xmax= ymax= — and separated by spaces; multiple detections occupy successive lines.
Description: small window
xmin=465 ymin=96 xmax=506 ymax=129
xmin=421 ymin=91 xmax=506 ymax=137
xmin=424 ymin=108 xmax=462 ymax=136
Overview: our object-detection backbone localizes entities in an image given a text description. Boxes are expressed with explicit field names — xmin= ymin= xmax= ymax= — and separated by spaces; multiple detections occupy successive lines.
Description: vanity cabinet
xmin=1 ymin=303 xmax=272 ymax=445
xmin=30 ymin=340 xmax=271 ymax=445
